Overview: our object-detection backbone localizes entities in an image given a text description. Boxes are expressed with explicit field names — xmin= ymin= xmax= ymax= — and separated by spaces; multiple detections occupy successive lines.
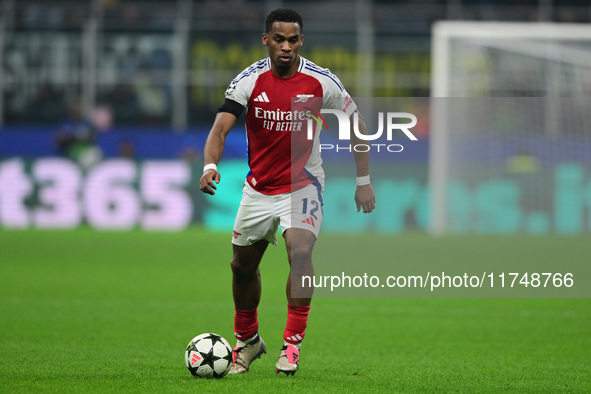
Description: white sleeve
xmin=225 ymin=59 xmax=268 ymax=107
xmin=225 ymin=75 xmax=250 ymax=108
xmin=322 ymin=74 xmax=357 ymax=117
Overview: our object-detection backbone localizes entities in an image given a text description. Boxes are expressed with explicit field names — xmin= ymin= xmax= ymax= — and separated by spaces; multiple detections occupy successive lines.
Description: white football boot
xmin=275 ymin=344 xmax=299 ymax=375
xmin=228 ymin=335 xmax=267 ymax=374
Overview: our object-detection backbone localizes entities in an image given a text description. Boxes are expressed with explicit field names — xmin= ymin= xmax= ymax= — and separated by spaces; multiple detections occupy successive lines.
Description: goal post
xmin=429 ymin=22 xmax=591 ymax=235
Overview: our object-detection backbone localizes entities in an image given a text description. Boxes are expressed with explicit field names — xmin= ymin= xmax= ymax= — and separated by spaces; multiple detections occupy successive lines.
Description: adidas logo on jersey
xmin=301 ymin=217 xmax=315 ymax=227
xmin=253 ymin=92 xmax=270 ymax=103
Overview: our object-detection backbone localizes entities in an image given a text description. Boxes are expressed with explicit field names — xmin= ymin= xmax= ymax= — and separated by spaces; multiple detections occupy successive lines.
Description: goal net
xmin=429 ymin=22 xmax=591 ymax=235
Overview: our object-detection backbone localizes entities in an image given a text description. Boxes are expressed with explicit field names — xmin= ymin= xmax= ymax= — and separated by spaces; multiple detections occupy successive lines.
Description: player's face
xmin=262 ymin=21 xmax=303 ymax=72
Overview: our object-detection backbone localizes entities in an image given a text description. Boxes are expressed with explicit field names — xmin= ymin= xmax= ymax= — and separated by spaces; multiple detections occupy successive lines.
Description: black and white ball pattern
xmin=185 ymin=333 xmax=233 ymax=378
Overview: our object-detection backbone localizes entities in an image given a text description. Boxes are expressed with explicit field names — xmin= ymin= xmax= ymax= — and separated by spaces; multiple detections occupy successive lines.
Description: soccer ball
xmin=185 ymin=333 xmax=233 ymax=378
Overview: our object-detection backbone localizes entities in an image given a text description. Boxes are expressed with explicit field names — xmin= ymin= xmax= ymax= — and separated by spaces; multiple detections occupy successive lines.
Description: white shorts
xmin=232 ymin=182 xmax=323 ymax=246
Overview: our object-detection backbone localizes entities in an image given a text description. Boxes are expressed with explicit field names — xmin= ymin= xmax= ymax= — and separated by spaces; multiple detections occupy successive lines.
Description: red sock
xmin=284 ymin=305 xmax=311 ymax=345
xmin=234 ymin=308 xmax=258 ymax=340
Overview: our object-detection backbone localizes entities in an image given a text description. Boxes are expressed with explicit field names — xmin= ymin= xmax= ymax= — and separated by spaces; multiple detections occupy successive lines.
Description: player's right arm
xmin=201 ymin=60 xmax=261 ymax=194
xmin=199 ymin=111 xmax=238 ymax=195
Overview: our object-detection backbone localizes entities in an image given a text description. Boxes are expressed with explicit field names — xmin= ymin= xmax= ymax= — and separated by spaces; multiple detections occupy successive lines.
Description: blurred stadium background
xmin=2 ymin=2 xmax=590 ymax=390
xmin=0 ymin=0 xmax=590 ymax=233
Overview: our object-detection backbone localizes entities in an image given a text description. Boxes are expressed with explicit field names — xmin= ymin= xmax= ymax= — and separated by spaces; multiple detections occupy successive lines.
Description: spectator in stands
xmin=54 ymin=103 xmax=103 ymax=170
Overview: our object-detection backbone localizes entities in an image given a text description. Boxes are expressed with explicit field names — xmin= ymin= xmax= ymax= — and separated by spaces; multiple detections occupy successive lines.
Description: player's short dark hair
xmin=265 ymin=8 xmax=303 ymax=33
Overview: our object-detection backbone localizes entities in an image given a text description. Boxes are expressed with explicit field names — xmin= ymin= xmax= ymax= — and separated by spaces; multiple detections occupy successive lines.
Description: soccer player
xmin=199 ymin=8 xmax=375 ymax=375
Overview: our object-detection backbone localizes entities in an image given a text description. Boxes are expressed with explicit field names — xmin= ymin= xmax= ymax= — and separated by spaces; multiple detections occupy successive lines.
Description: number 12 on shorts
xmin=301 ymin=198 xmax=319 ymax=219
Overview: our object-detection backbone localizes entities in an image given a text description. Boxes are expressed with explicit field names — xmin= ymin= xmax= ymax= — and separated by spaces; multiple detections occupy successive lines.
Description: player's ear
xmin=262 ymin=33 xmax=268 ymax=46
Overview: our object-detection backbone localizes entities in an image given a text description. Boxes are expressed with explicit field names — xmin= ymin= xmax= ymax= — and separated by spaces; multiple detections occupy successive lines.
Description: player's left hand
xmin=355 ymin=184 xmax=375 ymax=213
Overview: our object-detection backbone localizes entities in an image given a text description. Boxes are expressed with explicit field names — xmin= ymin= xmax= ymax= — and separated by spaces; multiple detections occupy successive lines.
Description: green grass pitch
xmin=1 ymin=229 xmax=590 ymax=392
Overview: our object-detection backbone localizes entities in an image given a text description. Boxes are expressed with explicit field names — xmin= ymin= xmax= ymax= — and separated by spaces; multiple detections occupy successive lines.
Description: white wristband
xmin=203 ymin=163 xmax=217 ymax=173
xmin=356 ymin=175 xmax=370 ymax=186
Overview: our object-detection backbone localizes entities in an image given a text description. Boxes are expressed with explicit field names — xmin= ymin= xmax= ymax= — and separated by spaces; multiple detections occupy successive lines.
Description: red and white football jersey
xmin=225 ymin=56 xmax=356 ymax=195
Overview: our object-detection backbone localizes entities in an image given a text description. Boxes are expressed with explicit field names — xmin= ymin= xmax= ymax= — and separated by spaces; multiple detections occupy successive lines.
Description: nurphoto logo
xmin=305 ymin=108 xmax=419 ymax=153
